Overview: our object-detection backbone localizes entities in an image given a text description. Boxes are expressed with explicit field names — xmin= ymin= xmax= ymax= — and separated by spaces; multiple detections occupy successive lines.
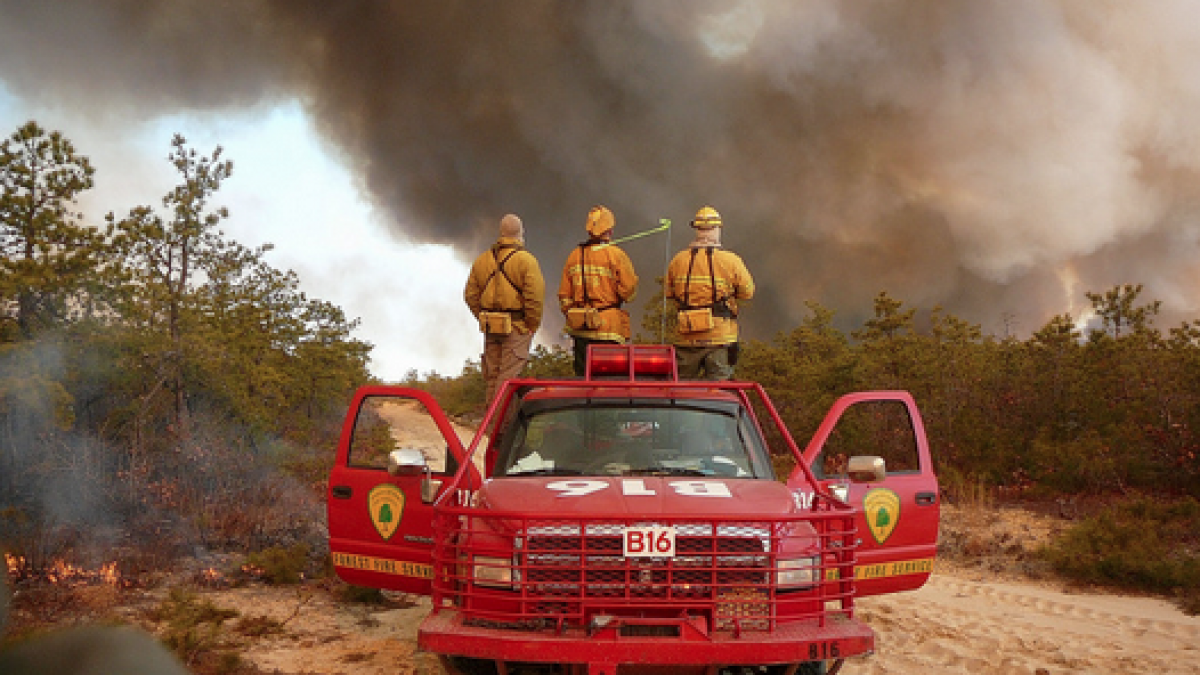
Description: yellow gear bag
xmin=677 ymin=308 xmax=715 ymax=334
xmin=479 ymin=311 xmax=513 ymax=335
xmin=566 ymin=307 xmax=599 ymax=331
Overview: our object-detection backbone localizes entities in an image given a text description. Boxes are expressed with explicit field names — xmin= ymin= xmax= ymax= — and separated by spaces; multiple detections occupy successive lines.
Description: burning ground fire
xmin=5 ymin=552 xmax=125 ymax=588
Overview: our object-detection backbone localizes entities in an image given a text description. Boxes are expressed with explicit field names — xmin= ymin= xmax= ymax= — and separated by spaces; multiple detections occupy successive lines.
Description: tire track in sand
xmin=855 ymin=573 xmax=1200 ymax=674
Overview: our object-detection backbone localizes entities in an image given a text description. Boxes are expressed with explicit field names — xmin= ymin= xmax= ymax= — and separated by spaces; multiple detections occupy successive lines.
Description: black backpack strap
xmin=680 ymin=247 xmax=701 ymax=310
xmin=483 ymin=247 xmax=521 ymax=310
xmin=494 ymin=248 xmax=520 ymax=289
xmin=707 ymin=247 xmax=718 ymax=309
xmin=706 ymin=246 xmax=735 ymax=318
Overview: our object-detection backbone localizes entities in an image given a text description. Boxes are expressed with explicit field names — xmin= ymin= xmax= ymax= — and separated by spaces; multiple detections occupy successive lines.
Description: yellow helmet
xmin=586 ymin=205 xmax=615 ymax=237
xmin=691 ymin=205 xmax=722 ymax=229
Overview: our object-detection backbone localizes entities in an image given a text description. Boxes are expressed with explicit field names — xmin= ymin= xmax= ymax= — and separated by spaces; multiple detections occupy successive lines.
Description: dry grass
xmin=937 ymin=501 xmax=1069 ymax=582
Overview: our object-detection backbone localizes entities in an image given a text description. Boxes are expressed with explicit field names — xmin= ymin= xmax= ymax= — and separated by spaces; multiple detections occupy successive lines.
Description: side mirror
xmin=387 ymin=449 xmax=443 ymax=504
xmin=387 ymin=448 xmax=429 ymax=476
xmin=847 ymin=455 xmax=886 ymax=483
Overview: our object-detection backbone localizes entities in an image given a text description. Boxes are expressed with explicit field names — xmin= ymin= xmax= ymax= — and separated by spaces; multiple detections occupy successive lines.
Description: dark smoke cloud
xmin=4 ymin=0 xmax=1200 ymax=339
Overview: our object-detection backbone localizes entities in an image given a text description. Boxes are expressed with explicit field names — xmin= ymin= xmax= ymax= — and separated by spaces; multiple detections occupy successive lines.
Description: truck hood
xmin=477 ymin=476 xmax=801 ymax=518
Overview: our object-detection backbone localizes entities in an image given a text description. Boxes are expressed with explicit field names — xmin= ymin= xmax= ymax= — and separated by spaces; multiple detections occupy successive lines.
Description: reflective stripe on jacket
xmin=557 ymin=242 xmax=638 ymax=341
xmin=665 ymin=245 xmax=754 ymax=346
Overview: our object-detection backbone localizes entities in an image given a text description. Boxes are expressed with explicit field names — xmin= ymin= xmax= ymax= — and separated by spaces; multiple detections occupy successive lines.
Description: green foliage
xmin=0 ymin=123 xmax=370 ymax=583
xmin=635 ymin=275 xmax=678 ymax=345
xmin=0 ymin=121 xmax=101 ymax=339
xmin=404 ymin=359 xmax=486 ymax=419
xmin=101 ymin=135 xmax=369 ymax=445
xmin=1027 ymin=429 xmax=1116 ymax=494
xmin=243 ymin=543 xmax=311 ymax=585
xmin=150 ymin=588 xmax=240 ymax=665
xmin=408 ymin=344 xmax=571 ymax=419
xmin=525 ymin=343 xmax=573 ymax=379
xmin=337 ymin=583 xmax=389 ymax=605
xmin=1039 ymin=497 xmax=1200 ymax=614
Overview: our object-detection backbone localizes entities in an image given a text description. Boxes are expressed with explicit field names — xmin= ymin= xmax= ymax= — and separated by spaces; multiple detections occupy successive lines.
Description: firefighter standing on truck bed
xmin=666 ymin=205 xmax=755 ymax=380
xmin=558 ymin=205 xmax=639 ymax=375
xmin=464 ymin=213 xmax=545 ymax=403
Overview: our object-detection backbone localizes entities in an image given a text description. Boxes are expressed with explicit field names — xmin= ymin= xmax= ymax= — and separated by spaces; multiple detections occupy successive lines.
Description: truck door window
xmin=815 ymin=400 xmax=920 ymax=478
xmin=348 ymin=396 xmax=458 ymax=474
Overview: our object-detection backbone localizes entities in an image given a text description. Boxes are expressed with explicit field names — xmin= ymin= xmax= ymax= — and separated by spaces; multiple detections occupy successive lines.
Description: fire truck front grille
xmin=523 ymin=533 xmax=768 ymax=599
xmin=431 ymin=507 xmax=858 ymax=633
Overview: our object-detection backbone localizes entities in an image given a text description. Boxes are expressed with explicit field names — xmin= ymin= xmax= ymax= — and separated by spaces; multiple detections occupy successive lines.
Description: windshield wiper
xmin=506 ymin=467 xmax=584 ymax=477
xmin=623 ymin=467 xmax=708 ymax=477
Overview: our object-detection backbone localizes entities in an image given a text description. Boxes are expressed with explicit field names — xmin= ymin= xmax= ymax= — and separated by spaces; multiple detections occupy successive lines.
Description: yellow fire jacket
xmin=665 ymin=245 xmax=755 ymax=346
xmin=464 ymin=237 xmax=545 ymax=334
xmin=557 ymin=241 xmax=638 ymax=341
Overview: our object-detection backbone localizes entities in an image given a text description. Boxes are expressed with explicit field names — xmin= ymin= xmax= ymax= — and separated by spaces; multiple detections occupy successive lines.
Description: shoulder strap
xmin=493 ymin=247 xmax=521 ymax=291
xmin=707 ymin=246 xmax=718 ymax=308
xmin=681 ymin=247 xmax=699 ymax=310
xmin=482 ymin=247 xmax=521 ymax=310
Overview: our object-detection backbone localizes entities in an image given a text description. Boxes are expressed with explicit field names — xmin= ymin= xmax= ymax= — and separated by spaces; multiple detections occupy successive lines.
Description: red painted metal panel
xmin=419 ymin=494 xmax=869 ymax=667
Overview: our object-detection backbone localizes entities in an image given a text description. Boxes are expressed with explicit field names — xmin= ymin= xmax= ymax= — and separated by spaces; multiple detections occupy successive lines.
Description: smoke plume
xmin=5 ymin=0 xmax=1200 ymax=338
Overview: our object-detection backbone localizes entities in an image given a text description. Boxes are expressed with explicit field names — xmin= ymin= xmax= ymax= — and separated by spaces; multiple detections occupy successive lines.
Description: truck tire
xmin=796 ymin=662 xmax=828 ymax=675
xmin=440 ymin=656 xmax=498 ymax=675
xmin=721 ymin=664 xmax=827 ymax=675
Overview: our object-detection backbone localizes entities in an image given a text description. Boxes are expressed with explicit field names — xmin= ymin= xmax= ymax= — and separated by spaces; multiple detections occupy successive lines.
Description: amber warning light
xmin=585 ymin=344 xmax=677 ymax=381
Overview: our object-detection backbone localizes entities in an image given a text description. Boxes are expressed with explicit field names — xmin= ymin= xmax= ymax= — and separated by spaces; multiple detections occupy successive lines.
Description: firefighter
xmin=665 ymin=205 xmax=755 ymax=380
xmin=558 ymin=205 xmax=639 ymax=375
xmin=464 ymin=213 xmax=545 ymax=403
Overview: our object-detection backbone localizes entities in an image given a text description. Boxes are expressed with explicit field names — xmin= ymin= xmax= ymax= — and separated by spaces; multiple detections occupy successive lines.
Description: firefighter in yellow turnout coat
xmin=465 ymin=214 xmax=545 ymax=403
xmin=558 ymin=205 xmax=638 ymax=375
xmin=666 ymin=206 xmax=755 ymax=380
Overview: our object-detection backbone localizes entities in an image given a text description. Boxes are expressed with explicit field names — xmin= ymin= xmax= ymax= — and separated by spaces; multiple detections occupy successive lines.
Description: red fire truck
xmin=328 ymin=345 xmax=939 ymax=674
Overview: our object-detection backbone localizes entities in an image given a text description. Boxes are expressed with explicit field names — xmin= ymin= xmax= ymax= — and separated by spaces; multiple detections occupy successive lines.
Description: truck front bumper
xmin=419 ymin=610 xmax=874 ymax=668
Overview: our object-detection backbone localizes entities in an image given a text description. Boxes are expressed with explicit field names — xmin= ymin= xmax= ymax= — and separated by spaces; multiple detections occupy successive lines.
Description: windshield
xmin=494 ymin=400 xmax=774 ymax=479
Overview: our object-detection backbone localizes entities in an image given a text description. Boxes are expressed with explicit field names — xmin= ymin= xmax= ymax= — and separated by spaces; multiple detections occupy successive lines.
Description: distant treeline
xmin=736 ymin=287 xmax=1200 ymax=501
xmin=415 ymin=283 xmax=1200 ymax=503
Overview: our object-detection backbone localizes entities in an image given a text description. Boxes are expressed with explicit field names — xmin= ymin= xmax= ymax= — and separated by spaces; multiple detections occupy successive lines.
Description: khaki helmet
xmin=691 ymin=205 xmax=722 ymax=229
xmin=586 ymin=205 xmax=615 ymax=237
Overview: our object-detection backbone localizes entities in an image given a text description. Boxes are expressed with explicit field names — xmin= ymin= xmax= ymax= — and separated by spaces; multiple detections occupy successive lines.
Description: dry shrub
xmin=938 ymin=503 xmax=1064 ymax=579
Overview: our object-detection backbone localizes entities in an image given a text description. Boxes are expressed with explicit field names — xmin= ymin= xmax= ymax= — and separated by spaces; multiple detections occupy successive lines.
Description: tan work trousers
xmin=482 ymin=330 xmax=534 ymax=404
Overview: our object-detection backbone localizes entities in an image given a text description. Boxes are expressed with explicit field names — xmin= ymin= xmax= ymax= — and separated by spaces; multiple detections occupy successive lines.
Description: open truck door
xmin=792 ymin=391 xmax=939 ymax=597
xmin=327 ymin=386 xmax=468 ymax=595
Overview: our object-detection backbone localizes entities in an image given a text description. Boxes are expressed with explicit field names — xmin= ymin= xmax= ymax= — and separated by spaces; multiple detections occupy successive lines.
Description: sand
xmin=207 ymin=562 xmax=1199 ymax=675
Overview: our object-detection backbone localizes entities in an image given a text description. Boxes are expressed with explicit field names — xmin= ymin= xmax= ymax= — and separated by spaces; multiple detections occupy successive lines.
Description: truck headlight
xmin=776 ymin=556 xmax=819 ymax=588
xmin=473 ymin=555 xmax=516 ymax=588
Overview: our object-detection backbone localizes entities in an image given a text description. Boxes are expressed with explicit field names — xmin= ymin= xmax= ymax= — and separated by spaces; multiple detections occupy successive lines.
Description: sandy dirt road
xmin=855 ymin=569 xmax=1200 ymax=674
xmin=216 ymin=563 xmax=1199 ymax=675
xmin=212 ymin=562 xmax=1199 ymax=675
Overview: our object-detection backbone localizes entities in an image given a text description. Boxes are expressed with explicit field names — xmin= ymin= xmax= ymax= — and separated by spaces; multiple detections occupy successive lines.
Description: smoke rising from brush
xmin=5 ymin=1 xmax=1200 ymax=336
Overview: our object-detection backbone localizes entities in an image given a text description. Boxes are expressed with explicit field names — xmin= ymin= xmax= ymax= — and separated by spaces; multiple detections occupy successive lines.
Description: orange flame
xmin=4 ymin=554 xmax=124 ymax=587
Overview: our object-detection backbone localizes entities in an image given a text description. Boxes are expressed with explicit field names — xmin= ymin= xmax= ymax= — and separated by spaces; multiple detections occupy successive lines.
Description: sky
xmin=6 ymin=1 xmax=1200 ymax=380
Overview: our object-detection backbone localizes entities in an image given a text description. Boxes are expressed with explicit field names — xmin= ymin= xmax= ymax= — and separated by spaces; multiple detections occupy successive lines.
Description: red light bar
xmin=586 ymin=344 xmax=678 ymax=381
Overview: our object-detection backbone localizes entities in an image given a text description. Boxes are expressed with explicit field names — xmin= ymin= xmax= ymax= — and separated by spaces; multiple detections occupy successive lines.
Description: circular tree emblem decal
xmin=368 ymin=484 xmax=406 ymax=541
xmin=863 ymin=487 xmax=901 ymax=544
